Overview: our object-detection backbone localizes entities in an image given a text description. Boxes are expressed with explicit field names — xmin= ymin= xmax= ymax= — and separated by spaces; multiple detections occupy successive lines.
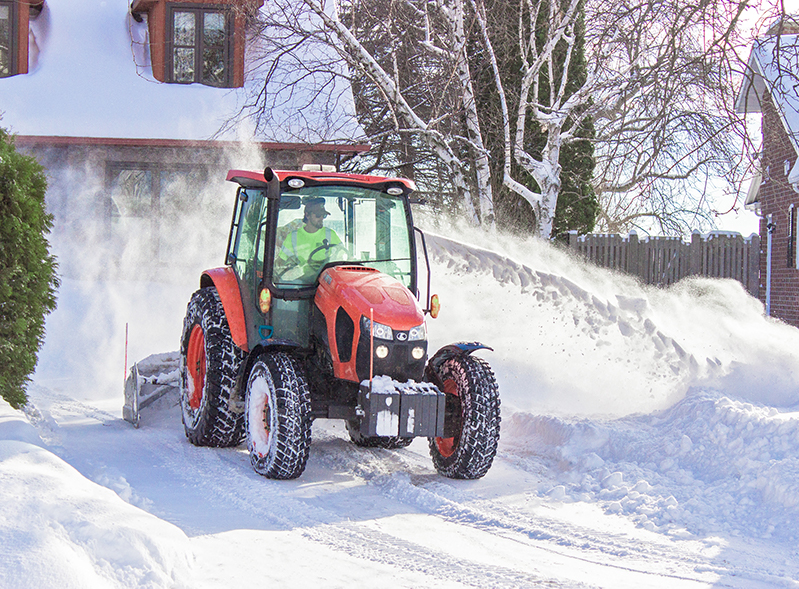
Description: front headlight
xmin=361 ymin=316 xmax=393 ymax=340
xmin=407 ymin=324 xmax=427 ymax=341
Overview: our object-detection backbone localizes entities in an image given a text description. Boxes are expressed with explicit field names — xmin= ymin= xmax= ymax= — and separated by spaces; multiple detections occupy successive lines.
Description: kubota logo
xmin=396 ymin=332 xmax=408 ymax=341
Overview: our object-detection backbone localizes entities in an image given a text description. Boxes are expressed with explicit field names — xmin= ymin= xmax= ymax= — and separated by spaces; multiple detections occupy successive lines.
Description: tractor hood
xmin=314 ymin=265 xmax=427 ymax=383
xmin=316 ymin=266 xmax=424 ymax=330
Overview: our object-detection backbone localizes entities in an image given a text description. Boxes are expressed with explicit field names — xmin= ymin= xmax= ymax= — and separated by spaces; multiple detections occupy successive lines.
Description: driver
xmin=276 ymin=197 xmax=343 ymax=280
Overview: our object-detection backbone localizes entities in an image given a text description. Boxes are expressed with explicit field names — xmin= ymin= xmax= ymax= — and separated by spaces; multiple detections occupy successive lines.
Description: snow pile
xmin=0 ymin=398 xmax=194 ymax=589
xmin=416 ymin=228 xmax=799 ymax=542
xmin=423 ymin=231 xmax=799 ymax=416
xmin=503 ymin=389 xmax=799 ymax=540
xmin=133 ymin=353 xmax=181 ymax=387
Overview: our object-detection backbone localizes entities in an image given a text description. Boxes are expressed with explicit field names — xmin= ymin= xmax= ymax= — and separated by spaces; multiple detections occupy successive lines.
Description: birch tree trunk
xmin=239 ymin=0 xmax=752 ymax=238
xmin=451 ymin=0 xmax=495 ymax=226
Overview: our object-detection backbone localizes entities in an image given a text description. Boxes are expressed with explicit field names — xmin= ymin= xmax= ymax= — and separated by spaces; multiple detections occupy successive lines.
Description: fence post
xmin=568 ymin=230 xmax=579 ymax=251
xmin=627 ymin=231 xmax=639 ymax=276
xmin=690 ymin=231 xmax=702 ymax=277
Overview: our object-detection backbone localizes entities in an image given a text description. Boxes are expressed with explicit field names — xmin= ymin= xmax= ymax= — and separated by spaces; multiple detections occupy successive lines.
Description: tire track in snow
xmin=308 ymin=425 xmax=786 ymax=588
xmin=26 ymin=390 xmax=570 ymax=587
xmin=25 ymin=383 xmax=793 ymax=587
xmin=154 ymin=421 xmax=573 ymax=588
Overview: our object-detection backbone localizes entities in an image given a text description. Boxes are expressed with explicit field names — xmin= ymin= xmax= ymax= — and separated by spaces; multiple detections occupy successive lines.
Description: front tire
xmin=245 ymin=353 xmax=313 ymax=479
xmin=179 ymin=287 xmax=244 ymax=447
xmin=428 ymin=355 xmax=500 ymax=479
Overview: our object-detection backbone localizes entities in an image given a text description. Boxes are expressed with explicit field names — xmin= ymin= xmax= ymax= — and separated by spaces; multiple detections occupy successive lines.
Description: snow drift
xmin=0 ymin=398 xmax=194 ymax=589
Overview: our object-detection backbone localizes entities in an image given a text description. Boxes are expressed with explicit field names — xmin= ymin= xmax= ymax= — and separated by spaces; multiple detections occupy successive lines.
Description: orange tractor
xmin=179 ymin=167 xmax=500 ymax=479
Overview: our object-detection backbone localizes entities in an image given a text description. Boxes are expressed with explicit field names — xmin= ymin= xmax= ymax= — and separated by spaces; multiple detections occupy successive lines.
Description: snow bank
xmin=503 ymin=388 xmax=799 ymax=541
xmin=0 ymin=399 xmax=45 ymax=449
xmin=423 ymin=229 xmax=799 ymax=417
xmin=419 ymin=227 xmax=799 ymax=541
xmin=0 ymin=398 xmax=194 ymax=589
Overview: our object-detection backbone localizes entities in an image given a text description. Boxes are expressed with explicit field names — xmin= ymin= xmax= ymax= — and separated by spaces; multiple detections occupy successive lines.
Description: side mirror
xmin=429 ymin=294 xmax=440 ymax=319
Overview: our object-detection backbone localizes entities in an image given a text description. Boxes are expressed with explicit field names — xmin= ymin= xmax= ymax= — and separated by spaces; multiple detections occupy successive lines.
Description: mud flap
xmin=358 ymin=377 xmax=446 ymax=438
xmin=427 ymin=342 xmax=493 ymax=373
xmin=123 ymin=353 xmax=181 ymax=427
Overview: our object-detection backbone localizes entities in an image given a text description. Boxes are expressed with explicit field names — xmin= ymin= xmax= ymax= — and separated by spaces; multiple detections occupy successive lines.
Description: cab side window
xmin=231 ymin=190 xmax=262 ymax=279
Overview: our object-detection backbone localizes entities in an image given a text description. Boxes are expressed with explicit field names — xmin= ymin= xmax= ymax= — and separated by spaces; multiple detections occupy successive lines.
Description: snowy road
xmin=18 ymin=380 xmax=799 ymax=588
xmin=4 ymin=230 xmax=799 ymax=587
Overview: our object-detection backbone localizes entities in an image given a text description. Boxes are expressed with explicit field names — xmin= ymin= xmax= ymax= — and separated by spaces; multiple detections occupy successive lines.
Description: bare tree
xmin=272 ymin=0 xmax=587 ymax=236
xmin=237 ymin=0 xmax=757 ymax=238
xmin=586 ymin=0 xmax=757 ymax=236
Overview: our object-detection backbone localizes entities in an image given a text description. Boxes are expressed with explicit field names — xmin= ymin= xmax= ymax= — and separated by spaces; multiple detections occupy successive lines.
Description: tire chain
xmin=180 ymin=287 xmax=245 ymax=447
xmin=248 ymin=352 xmax=313 ymax=479
xmin=429 ymin=354 xmax=501 ymax=479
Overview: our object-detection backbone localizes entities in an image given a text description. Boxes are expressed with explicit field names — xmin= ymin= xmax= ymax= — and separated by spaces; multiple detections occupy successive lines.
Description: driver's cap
xmin=304 ymin=197 xmax=330 ymax=217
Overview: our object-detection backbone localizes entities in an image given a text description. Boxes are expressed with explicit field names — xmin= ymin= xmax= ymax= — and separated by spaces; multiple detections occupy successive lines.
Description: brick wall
xmin=758 ymin=91 xmax=799 ymax=327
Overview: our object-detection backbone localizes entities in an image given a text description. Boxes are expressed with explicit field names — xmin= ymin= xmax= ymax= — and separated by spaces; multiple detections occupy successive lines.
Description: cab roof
xmin=227 ymin=169 xmax=417 ymax=193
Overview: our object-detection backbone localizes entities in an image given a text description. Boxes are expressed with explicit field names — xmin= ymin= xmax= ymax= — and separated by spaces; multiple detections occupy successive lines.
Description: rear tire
xmin=428 ymin=355 xmax=500 ymax=479
xmin=346 ymin=421 xmax=414 ymax=449
xmin=245 ymin=352 xmax=312 ymax=479
xmin=179 ymin=287 xmax=244 ymax=447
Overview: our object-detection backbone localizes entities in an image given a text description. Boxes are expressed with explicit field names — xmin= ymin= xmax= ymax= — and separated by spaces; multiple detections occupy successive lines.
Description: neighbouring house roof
xmin=744 ymin=169 xmax=763 ymax=215
xmin=736 ymin=29 xmax=799 ymax=199
xmin=1 ymin=0 xmax=362 ymax=145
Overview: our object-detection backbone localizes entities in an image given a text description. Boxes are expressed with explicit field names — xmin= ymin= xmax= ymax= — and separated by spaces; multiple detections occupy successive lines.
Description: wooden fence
xmin=565 ymin=231 xmax=761 ymax=296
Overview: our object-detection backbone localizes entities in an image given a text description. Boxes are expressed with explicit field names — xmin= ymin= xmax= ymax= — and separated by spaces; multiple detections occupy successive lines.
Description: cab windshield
xmin=272 ymin=186 xmax=414 ymax=289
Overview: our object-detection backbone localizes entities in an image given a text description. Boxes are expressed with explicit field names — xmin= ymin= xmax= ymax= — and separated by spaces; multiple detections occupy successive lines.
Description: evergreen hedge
xmin=0 ymin=128 xmax=59 ymax=408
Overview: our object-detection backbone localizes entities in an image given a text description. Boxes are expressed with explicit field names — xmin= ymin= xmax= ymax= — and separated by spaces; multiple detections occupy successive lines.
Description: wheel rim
xmin=262 ymin=389 xmax=273 ymax=445
xmin=435 ymin=378 xmax=460 ymax=458
xmin=247 ymin=366 xmax=275 ymax=459
xmin=187 ymin=324 xmax=206 ymax=410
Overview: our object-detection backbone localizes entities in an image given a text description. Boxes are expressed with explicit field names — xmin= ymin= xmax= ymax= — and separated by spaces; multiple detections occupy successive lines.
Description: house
xmin=1 ymin=0 xmax=367 ymax=279
xmin=737 ymin=18 xmax=799 ymax=327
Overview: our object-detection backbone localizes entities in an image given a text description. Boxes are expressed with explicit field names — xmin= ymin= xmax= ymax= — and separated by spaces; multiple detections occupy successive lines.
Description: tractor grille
xmin=355 ymin=331 xmax=427 ymax=383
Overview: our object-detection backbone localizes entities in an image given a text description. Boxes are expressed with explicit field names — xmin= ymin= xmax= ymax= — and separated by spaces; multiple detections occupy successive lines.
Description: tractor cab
xmin=224 ymin=168 xmax=425 ymax=358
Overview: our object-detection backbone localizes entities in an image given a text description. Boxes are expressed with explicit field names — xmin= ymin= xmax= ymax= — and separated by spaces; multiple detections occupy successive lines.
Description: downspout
xmin=765 ymin=214 xmax=775 ymax=316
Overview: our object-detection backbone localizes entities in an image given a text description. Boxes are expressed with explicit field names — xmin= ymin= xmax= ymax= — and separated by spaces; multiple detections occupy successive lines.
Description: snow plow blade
xmin=123 ymin=352 xmax=181 ymax=428
xmin=358 ymin=377 xmax=446 ymax=438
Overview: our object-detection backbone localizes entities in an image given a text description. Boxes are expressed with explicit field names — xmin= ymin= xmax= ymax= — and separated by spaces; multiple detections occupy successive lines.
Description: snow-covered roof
xmin=1 ymin=0 xmax=362 ymax=144
xmin=736 ymin=33 xmax=799 ymax=186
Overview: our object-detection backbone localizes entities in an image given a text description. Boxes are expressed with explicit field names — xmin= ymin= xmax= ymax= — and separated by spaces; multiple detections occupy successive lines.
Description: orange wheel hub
xmin=187 ymin=325 xmax=206 ymax=410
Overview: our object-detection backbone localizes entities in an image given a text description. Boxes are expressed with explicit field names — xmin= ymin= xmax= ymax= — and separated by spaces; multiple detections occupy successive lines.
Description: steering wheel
xmin=307 ymin=242 xmax=335 ymax=267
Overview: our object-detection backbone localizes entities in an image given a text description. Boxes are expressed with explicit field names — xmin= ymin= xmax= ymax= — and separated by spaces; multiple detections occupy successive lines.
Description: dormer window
xmin=0 ymin=1 xmax=16 ymax=77
xmin=131 ymin=0 xmax=263 ymax=89
xmin=170 ymin=6 xmax=231 ymax=85
xmin=0 ymin=1 xmax=43 ymax=78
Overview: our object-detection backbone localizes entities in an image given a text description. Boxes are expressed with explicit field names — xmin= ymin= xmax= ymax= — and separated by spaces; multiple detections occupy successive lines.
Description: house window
xmin=0 ymin=1 xmax=15 ymax=78
xmin=169 ymin=5 xmax=231 ymax=86
xmin=107 ymin=163 xmax=211 ymax=265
